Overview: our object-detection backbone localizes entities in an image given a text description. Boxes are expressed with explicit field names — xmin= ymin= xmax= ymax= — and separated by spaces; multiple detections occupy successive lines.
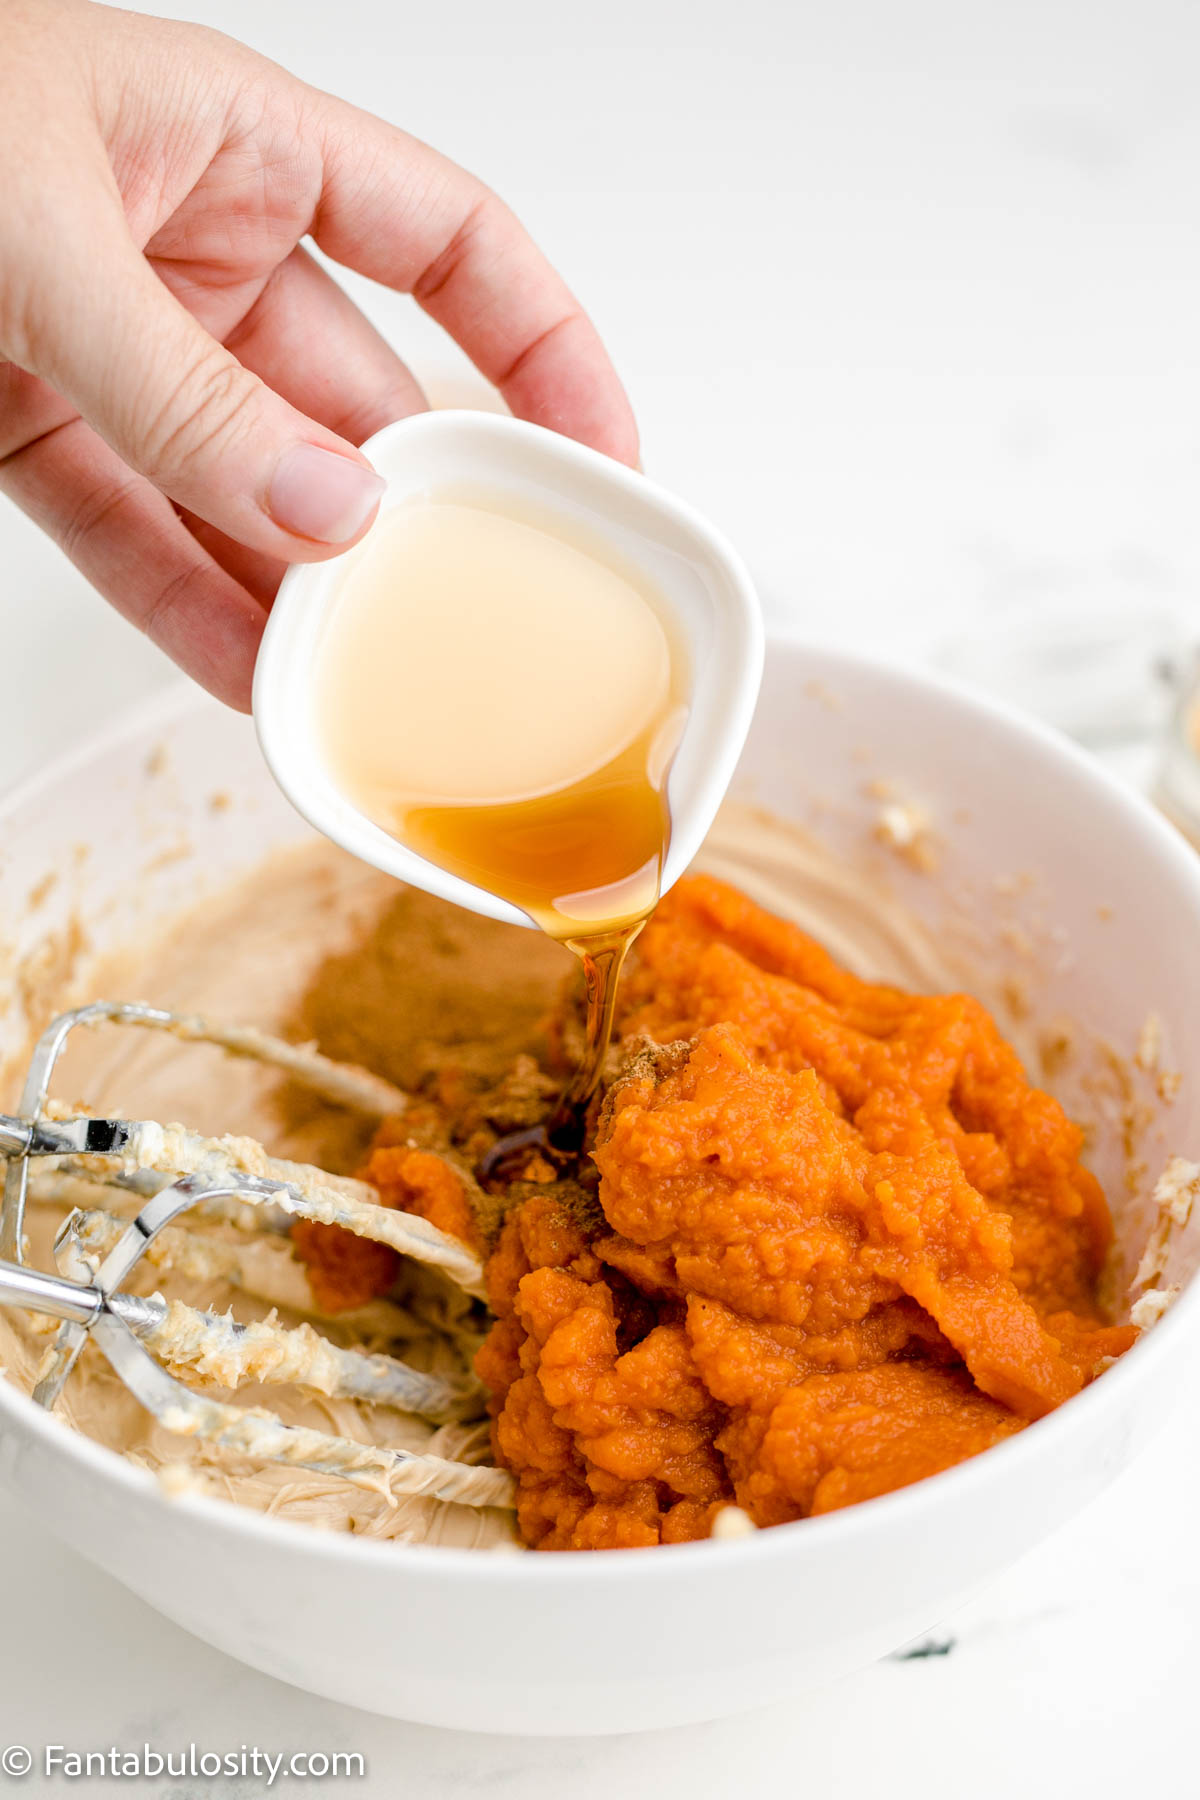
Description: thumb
xmin=18 ymin=204 xmax=385 ymax=560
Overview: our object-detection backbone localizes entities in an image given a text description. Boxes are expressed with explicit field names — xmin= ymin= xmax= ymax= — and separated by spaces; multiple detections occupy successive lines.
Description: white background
xmin=3 ymin=2 xmax=1200 ymax=1793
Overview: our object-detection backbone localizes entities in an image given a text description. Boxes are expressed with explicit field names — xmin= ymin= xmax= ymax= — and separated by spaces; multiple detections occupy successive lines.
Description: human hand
xmin=0 ymin=1 xmax=638 ymax=709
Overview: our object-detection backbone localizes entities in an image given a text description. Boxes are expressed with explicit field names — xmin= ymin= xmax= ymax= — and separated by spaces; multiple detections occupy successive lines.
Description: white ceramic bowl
xmin=2 ymin=639 xmax=1199 ymax=1737
xmin=254 ymin=411 xmax=764 ymax=929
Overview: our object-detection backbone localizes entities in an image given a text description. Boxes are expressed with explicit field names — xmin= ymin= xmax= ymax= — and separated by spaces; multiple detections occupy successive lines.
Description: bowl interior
xmin=3 ymin=644 xmax=1200 ymax=1482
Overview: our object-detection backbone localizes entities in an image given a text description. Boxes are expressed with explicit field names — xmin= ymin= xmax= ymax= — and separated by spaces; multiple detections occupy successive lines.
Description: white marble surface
xmin=3 ymin=0 xmax=1200 ymax=1792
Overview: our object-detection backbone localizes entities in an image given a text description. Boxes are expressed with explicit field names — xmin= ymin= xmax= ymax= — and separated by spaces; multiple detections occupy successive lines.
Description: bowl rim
xmin=2 ymin=637 xmax=1198 ymax=1586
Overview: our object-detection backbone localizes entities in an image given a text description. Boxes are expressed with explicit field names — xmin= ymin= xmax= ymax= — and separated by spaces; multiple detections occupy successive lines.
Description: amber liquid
xmin=317 ymin=491 xmax=688 ymax=1139
xmin=401 ymin=727 xmax=670 ymax=1117
xmin=401 ymin=724 xmax=668 ymax=937
xmin=403 ymin=749 xmax=665 ymax=1113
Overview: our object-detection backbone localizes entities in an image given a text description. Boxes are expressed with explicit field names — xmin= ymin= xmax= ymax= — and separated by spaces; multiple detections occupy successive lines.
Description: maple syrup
xmin=316 ymin=489 xmax=688 ymax=1145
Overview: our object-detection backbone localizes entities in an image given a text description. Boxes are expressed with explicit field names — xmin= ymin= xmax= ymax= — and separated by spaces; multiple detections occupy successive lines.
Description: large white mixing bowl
xmin=1 ymin=638 xmax=1198 ymax=1735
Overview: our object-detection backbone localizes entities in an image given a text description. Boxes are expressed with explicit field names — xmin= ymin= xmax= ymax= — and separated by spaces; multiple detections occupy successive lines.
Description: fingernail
xmin=269 ymin=445 xmax=385 ymax=544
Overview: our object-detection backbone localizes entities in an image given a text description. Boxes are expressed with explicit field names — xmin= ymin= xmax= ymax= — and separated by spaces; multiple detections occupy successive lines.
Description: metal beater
xmin=0 ymin=1001 xmax=513 ymax=1511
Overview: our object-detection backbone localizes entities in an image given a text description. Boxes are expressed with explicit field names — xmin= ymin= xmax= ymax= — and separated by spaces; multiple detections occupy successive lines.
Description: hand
xmin=0 ymin=1 xmax=638 ymax=709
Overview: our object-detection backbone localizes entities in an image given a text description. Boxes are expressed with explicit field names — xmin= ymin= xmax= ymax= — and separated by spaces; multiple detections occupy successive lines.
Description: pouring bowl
xmin=253 ymin=410 xmax=765 ymax=930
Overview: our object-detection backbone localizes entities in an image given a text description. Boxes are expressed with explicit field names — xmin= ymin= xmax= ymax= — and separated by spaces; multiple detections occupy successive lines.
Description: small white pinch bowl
xmin=2 ymin=643 xmax=1200 ymax=1735
xmin=254 ymin=409 xmax=765 ymax=928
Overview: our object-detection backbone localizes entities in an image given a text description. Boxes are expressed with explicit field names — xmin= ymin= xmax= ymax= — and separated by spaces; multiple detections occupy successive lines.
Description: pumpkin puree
xmin=477 ymin=876 xmax=1135 ymax=1549
xmin=294 ymin=872 xmax=1136 ymax=1550
xmin=293 ymin=1136 xmax=481 ymax=1314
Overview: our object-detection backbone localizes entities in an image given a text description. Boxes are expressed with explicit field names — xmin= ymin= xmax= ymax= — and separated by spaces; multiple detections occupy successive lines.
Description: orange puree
xmin=478 ymin=876 xmax=1136 ymax=1549
xmin=293 ymin=1138 xmax=478 ymax=1313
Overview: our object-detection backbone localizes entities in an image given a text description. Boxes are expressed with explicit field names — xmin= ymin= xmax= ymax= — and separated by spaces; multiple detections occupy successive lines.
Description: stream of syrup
xmin=316 ymin=490 xmax=687 ymax=1172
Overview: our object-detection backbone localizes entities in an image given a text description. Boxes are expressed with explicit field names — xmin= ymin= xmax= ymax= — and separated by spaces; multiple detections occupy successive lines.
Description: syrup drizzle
xmin=316 ymin=491 xmax=686 ymax=1178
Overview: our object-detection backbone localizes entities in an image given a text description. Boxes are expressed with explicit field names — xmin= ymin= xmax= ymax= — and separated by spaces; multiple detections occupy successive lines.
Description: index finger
xmin=309 ymin=98 xmax=639 ymax=466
